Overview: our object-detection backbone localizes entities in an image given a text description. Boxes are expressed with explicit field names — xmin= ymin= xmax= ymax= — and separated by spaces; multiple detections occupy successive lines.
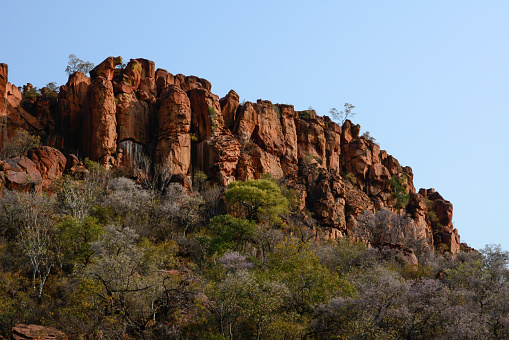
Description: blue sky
xmin=3 ymin=1 xmax=508 ymax=250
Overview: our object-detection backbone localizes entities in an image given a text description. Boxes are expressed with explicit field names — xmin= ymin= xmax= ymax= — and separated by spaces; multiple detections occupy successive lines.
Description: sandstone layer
xmin=0 ymin=57 xmax=463 ymax=253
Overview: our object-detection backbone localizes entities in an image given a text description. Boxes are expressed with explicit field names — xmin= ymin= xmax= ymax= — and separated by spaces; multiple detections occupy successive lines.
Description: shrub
xmin=0 ymin=129 xmax=41 ymax=159
xmin=361 ymin=131 xmax=376 ymax=143
xmin=391 ymin=175 xmax=410 ymax=210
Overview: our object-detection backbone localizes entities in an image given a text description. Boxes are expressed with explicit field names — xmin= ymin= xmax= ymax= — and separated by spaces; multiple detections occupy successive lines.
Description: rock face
xmin=1 ymin=156 xmax=42 ymax=192
xmin=57 ymin=71 xmax=90 ymax=149
xmin=84 ymin=76 xmax=117 ymax=167
xmin=0 ymin=63 xmax=7 ymax=112
xmin=12 ymin=323 xmax=67 ymax=340
xmin=0 ymin=57 xmax=463 ymax=254
xmin=156 ymin=85 xmax=192 ymax=174
xmin=27 ymin=146 xmax=66 ymax=188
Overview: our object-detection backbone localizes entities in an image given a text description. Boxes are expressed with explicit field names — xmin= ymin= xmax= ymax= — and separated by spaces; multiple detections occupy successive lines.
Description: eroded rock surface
xmin=0 ymin=56 xmax=462 ymax=253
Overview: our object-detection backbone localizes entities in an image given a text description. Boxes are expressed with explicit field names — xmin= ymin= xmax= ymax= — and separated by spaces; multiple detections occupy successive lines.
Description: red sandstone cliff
xmin=0 ymin=58 xmax=462 ymax=253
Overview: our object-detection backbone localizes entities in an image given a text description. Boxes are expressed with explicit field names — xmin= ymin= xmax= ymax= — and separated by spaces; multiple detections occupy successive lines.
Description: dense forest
xmin=0 ymin=163 xmax=508 ymax=340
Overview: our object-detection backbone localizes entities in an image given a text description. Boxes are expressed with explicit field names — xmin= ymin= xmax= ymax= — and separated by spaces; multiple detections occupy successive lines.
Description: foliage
xmin=390 ymin=174 xmax=410 ymax=210
xmin=298 ymin=110 xmax=313 ymax=119
xmin=362 ymin=130 xmax=376 ymax=143
xmin=225 ymin=179 xmax=289 ymax=223
xmin=1 ymin=173 xmax=509 ymax=339
xmin=23 ymin=87 xmax=40 ymax=100
xmin=343 ymin=171 xmax=357 ymax=185
xmin=204 ymin=215 xmax=256 ymax=255
xmin=65 ymin=54 xmax=94 ymax=75
xmin=0 ymin=129 xmax=41 ymax=159
xmin=267 ymin=241 xmax=354 ymax=315
xmin=3 ymin=192 xmax=56 ymax=300
xmin=56 ymin=216 xmax=103 ymax=267
xmin=329 ymin=102 xmax=356 ymax=124
xmin=41 ymin=82 xmax=59 ymax=98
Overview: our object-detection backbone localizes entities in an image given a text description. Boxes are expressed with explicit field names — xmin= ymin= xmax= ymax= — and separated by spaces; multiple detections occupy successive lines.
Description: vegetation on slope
xmin=0 ymin=165 xmax=508 ymax=339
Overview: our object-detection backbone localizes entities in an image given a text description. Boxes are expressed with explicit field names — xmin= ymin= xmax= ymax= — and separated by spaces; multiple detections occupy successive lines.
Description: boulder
xmin=323 ymin=116 xmax=342 ymax=175
xmin=178 ymin=75 xmax=212 ymax=92
xmin=65 ymin=154 xmax=88 ymax=177
xmin=279 ymin=104 xmax=299 ymax=175
xmin=12 ymin=323 xmax=67 ymax=340
xmin=199 ymin=131 xmax=241 ymax=185
xmin=90 ymin=56 xmax=123 ymax=81
xmin=234 ymin=100 xmax=285 ymax=157
xmin=136 ymin=58 xmax=156 ymax=96
xmin=3 ymin=156 xmax=42 ymax=192
xmin=420 ymin=188 xmax=459 ymax=254
xmin=295 ymin=114 xmax=326 ymax=166
xmin=27 ymin=146 xmax=66 ymax=187
xmin=5 ymin=81 xmax=22 ymax=108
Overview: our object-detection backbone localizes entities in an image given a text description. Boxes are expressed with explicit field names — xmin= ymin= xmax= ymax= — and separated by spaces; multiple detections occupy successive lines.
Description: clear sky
xmin=2 ymin=1 xmax=508 ymax=250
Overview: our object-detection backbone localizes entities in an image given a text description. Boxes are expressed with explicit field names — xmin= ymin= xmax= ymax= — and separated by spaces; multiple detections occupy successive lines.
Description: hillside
xmin=4 ymin=56 xmax=507 ymax=339
xmin=1 ymin=56 xmax=464 ymax=254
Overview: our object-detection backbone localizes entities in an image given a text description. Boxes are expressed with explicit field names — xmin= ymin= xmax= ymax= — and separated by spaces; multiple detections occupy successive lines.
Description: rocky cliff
xmin=0 ymin=57 xmax=463 ymax=253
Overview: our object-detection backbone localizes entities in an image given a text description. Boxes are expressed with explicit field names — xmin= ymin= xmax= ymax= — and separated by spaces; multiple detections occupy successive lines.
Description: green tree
xmin=390 ymin=174 xmax=410 ymax=211
xmin=206 ymin=270 xmax=289 ymax=340
xmin=205 ymin=214 xmax=256 ymax=255
xmin=56 ymin=216 xmax=103 ymax=267
xmin=225 ymin=179 xmax=288 ymax=223
xmin=267 ymin=241 xmax=354 ymax=315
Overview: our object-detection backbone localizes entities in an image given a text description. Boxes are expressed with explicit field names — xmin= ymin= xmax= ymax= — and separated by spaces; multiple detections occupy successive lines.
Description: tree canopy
xmin=225 ymin=178 xmax=289 ymax=223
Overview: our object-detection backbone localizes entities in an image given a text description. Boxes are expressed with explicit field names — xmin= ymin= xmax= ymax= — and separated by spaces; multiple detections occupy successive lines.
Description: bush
xmin=0 ymin=129 xmax=41 ymax=159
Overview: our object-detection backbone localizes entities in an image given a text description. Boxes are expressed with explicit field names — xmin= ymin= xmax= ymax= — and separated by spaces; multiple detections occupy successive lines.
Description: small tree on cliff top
xmin=65 ymin=54 xmax=94 ymax=75
xmin=329 ymin=103 xmax=356 ymax=125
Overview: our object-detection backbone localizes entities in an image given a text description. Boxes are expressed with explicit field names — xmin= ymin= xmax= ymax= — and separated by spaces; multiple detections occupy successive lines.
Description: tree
xmin=205 ymin=214 xmax=256 ymax=255
xmin=6 ymin=192 xmax=57 ymax=301
xmin=41 ymin=82 xmax=59 ymax=98
xmin=85 ymin=225 xmax=172 ymax=339
xmin=390 ymin=174 xmax=410 ymax=211
xmin=57 ymin=175 xmax=103 ymax=221
xmin=56 ymin=216 xmax=103 ymax=267
xmin=266 ymin=241 xmax=353 ymax=315
xmin=0 ymin=129 xmax=41 ymax=159
xmin=225 ymin=179 xmax=289 ymax=223
xmin=134 ymin=155 xmax=175 ymax=195
xmin=65 ymin=54 xmax=94 ymax=75
xmin=361 ymin=131 xmax=376 ymax=143
xmin=329 ymin=103 xmax=356 ymax=125
xmin=205 ymin=270 xmax=289 ymax=340
xmin=355 ymin=208 xmax=427 ymax=255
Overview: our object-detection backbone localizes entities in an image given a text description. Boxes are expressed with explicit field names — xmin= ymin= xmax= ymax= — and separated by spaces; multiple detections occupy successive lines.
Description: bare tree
xmin=57 ymin=175 xmax=102 ymax=221
xmin=356 ymin=208 xmax=427 ymax=256
xmin=134 ymin=155 xmax=175 ymax=195
xmin=5 ymin=192 xmax=57 ymax=300
xmin=329 ymin=103 xmax=356 ymax=125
